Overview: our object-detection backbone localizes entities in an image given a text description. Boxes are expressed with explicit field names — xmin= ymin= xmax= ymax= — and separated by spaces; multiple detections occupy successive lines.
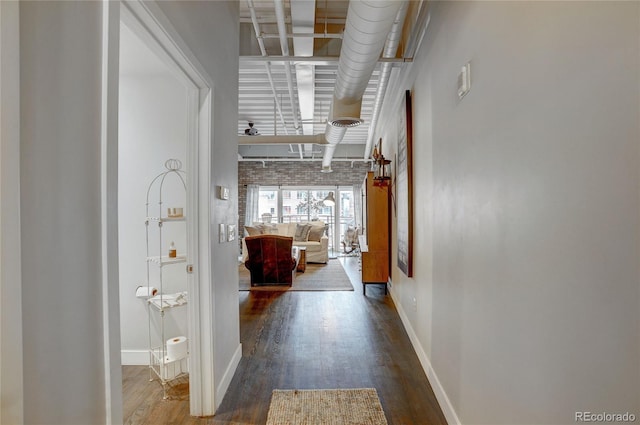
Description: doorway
xmin=112 ymin=2 xmax=214 ymax=415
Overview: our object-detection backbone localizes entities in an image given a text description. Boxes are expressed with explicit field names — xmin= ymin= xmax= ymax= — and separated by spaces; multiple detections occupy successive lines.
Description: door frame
xmin=102 ymin=0 xmax=216 ymax=418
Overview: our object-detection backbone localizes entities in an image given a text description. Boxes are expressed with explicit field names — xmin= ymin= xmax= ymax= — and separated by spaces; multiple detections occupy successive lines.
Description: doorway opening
xmin=111 ymin=1 xmax=214 ymax=416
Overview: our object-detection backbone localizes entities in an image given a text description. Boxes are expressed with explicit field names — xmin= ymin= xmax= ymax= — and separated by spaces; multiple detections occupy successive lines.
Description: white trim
xmin=389 ymin=286 xmax=461 ymax=425
xmin=101 ymin=2 xmax=124 ymax=424
xmin=121 ymin=350 xmax=151 ymax=366
xmin=216 ymin=343 xmax=242 ymax=410
xmin=0 ymin=2 xmax=24 ymax=423
xmin=195 ymin=85 xmax=215 ymax=415
xmin=117 ymin=0 xmax=216 ymax=416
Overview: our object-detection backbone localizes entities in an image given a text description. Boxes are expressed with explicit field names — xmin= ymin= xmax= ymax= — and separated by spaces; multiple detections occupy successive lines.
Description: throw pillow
xmin=294 ymin=224 xmax=311 ymax=241
xmin=245 ymin=225 xmax=262 ymax=236
xmin=307 ymin=225 xmax=325 ymax=242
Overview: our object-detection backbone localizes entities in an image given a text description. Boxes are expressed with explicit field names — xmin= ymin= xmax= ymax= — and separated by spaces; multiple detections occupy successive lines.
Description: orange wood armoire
xmin=360 ymin=171 xmax=390 ymax=294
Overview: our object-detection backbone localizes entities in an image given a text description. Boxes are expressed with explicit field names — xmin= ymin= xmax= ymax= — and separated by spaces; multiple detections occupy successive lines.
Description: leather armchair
xmin=244 ymin=235 xmax=297 ymax=286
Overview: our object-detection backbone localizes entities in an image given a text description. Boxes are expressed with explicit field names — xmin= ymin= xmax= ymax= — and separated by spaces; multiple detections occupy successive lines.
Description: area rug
xmin=266 ymin=388 xmax=388 ymax=425
xmin=239 ymin=259 xmax=354 ymax=291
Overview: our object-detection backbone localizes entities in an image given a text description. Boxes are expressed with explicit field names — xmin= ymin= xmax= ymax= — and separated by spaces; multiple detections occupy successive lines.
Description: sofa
xmin=242 ymin=221 xmax=328 ymax=264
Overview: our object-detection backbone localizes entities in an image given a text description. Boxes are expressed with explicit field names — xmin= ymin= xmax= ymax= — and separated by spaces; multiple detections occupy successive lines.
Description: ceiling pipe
xmin=290 ymin=0 xmax=316 ymax=163
xmin=274 ymin=0 xmax=301 ymax=135
xmin=260 ymin=32 xmax=343 ymax=39
xmin=239 ymin=55 xmax=412 ymax=64
xmin=239 ymin=157 xmax=373 ymax=163
xmin=238 ymin=134 xmax=327 ymax=145
xmin=320 ymin=0 xmax=403 ymax=172
xmin=363 ymin=1 xmax=409 ymax=160
xmin=247 ymin=0 xmax=289 ymax=135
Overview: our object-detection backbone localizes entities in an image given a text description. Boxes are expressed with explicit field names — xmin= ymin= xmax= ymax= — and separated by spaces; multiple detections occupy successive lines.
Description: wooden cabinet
xmin=361 ymin=171 xmax=390 ymax=294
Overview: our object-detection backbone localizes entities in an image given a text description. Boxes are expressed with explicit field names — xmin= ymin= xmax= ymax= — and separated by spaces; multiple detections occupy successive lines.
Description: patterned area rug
xmin=266 ymin=388 xmax=388 ymax=425
xmin=239 ymin=259 xmax=354 ymax=291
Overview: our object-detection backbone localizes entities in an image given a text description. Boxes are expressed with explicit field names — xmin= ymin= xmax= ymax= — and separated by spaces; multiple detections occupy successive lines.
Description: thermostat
xmin=218 ymin=185 xmax=229 ymax=200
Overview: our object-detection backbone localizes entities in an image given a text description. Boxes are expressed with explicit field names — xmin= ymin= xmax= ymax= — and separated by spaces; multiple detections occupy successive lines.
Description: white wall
xmin=380 ymin=2 xmax=640 ymax=424
xmin=118 ymin=46 xmax=189 ymax=362
xmin=19 ymin=2 xmax=106 ymax=423
xmin=0 ymin=1 xmax=24 ymax=423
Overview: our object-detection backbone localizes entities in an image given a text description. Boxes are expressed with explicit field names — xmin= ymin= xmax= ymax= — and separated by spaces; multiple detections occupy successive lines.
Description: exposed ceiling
xmin=237 ymin=0 xmax=428 ymax=167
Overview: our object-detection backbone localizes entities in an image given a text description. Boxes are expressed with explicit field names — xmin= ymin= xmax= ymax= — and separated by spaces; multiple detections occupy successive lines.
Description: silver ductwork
xmin=321 ymin=0 xmax=403 ymax=172
xmin=363 ymin=1 xmax=408 ymax=159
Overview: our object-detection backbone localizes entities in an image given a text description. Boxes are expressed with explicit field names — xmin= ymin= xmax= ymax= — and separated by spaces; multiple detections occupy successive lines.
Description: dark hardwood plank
xmin=122 ymin=257 xmax=447 ymax=425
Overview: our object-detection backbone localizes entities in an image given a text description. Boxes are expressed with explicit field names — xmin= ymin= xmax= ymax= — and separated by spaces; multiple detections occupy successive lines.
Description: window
xmin=254 ymin=186 xmax=354 ymax=254
xmin=257 ymin=188 xmax=278 ymax=223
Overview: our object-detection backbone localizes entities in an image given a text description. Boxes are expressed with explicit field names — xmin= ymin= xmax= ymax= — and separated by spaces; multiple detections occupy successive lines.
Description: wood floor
xmin=122 ymin=256 xmax=447 ymax=425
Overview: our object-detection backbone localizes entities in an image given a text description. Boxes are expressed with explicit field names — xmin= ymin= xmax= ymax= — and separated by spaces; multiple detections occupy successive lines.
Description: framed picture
xmin=397 ymin=90 xmax=413 ymax=277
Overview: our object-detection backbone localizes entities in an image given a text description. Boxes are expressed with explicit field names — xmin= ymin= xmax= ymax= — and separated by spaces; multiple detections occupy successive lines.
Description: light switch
xmin=457 ymin=62 xmax=471 ymax=99
xmin=219 ymin=223 xmax=226 ymax=243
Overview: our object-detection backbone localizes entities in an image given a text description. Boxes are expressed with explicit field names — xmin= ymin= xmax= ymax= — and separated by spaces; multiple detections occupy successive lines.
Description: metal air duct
xmin=321 ymin=0 xmax=403 ymax=172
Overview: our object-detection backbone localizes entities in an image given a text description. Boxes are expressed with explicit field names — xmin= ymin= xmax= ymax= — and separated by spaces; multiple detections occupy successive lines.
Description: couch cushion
xmin=276 ymin=223 xmax=295 ymax=236
xmin=251 ymin=222 xmax=276 ymax=233
xmin=307 ymin=224 xmax=325 ymax=242
xmin=294 ymin=223 xmax=312 ymax=241
xmin=245 ymin=225 xmax=262 ymax=236
xmin=293 ymin=241 xmax=322 ymax=251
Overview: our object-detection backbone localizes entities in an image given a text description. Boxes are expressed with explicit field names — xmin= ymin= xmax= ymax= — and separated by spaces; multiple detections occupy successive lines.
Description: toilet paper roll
xmin=166 ymin=336 xmax=188 ymax=361
xmin=135 ymin=286 xmax=158 ymax=298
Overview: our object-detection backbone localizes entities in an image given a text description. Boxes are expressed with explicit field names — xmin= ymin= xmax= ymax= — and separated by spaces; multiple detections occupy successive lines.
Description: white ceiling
xmin=237 ymin=0 xmax=388 ymax=161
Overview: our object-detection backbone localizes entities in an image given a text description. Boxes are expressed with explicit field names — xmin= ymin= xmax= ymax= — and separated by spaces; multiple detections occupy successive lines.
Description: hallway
xmin=122 ymin=257 xmax=447 ymax=424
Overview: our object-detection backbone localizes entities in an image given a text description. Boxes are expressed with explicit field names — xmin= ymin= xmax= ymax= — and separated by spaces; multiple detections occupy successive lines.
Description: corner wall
xmin=379 ymin=2 xmax=640 ymax=423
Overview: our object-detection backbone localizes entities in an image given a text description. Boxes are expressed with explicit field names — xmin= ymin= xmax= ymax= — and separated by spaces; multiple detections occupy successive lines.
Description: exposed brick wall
xmin=238 ymin=160 xmax=371 ymax=240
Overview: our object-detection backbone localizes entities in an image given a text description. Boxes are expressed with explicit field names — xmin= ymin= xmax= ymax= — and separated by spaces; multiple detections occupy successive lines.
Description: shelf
xmin=147 ymin=255 xmax=186 ymax=266
xmin=146 ymin=216 xmax=186 ymax=223
xmin=149 ymin=346 xmax=189 ymax=383
xmin=148 ymin=291 xmax=188 ymax=311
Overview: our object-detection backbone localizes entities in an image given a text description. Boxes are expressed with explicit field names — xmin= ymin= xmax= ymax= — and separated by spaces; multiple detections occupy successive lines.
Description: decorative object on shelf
xmin=167 ymin=207 xmax=183 ymax=218
xmin=372 ymin=138 xmax=391 ymax=185
xmin=396 ymin=90 xmax=414 ymax=277
xmin=168 ymin=241 xmax=177 ymax=258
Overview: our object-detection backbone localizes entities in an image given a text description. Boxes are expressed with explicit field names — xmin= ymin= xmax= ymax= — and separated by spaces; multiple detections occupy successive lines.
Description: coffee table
xmin=296 ymin=247 xmax=307 ymax=273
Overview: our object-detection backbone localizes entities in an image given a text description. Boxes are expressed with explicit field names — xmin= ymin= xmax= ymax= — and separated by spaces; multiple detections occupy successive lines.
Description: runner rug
xmin=266 ymin=388 xmax=388 ymax=425
xmin=239 ymin=259 xmax=354 ymax=291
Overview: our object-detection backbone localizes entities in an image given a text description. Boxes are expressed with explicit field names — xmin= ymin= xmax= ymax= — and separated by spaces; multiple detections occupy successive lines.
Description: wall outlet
xmin=227 ymin=224 xmax=236 ymax=242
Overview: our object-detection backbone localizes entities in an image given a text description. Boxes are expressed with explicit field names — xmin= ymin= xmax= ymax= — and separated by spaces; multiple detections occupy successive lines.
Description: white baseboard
xmin=121 ymin=349 xmax=149 ymax=366
xmin=215 ymin=343 xmax=242 ymax=411
xmin=388 ymin=286 xmax=461 ymax=425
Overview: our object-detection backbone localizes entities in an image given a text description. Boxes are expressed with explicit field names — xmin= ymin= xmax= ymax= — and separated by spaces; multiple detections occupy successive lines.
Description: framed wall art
xmin=397 ymin=90 xmax=413 ymax=277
